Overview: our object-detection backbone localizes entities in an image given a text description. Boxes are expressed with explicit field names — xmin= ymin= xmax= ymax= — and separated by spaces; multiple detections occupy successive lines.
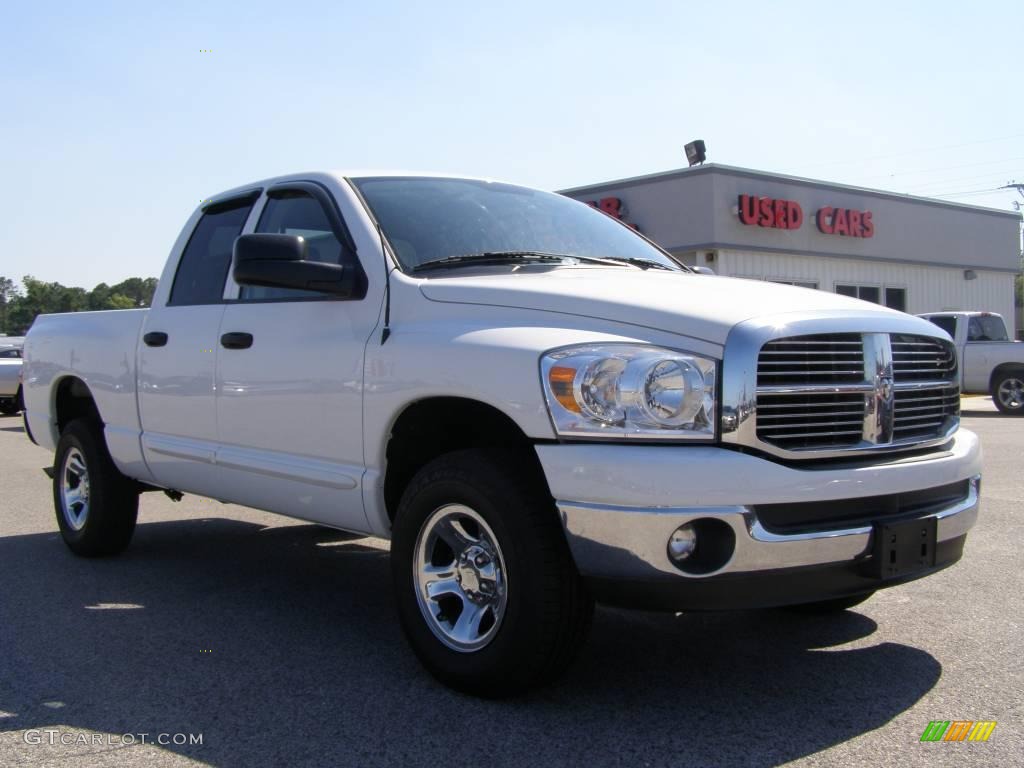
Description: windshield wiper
xmin=589 ymin=256 xmax=676 ymax=271
xmin=412 ymin=251 xmax=574 ymax=272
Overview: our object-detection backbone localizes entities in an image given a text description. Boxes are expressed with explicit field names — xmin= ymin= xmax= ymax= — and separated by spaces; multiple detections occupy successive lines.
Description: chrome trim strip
xmin=863 ymin=333 xmax=894 ymax=444
xmin=757 ymin=383 xmax=876 ymax=395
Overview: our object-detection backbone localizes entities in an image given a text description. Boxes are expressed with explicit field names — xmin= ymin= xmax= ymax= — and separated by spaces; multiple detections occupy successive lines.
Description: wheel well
xmin=383 ymin=397 xmax=548 ymax=523
xmin=54 ymin=377 xmax=101 ymax=434
xmin=989 ymin=364 xmax=1024 ymax=392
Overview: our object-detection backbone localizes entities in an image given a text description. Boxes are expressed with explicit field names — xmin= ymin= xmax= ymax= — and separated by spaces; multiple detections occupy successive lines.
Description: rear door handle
xmin=143 ymin=332 xmax=168 ymax=347
xmin=220 ymin=332 xmax=254 ymax=350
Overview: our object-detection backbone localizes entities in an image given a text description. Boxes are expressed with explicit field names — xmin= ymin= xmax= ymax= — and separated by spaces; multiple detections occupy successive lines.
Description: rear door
xmin=138 ymin=193 xmax=259 ymax=496
xmin=213 ymin=181 xmax=377 ymax=531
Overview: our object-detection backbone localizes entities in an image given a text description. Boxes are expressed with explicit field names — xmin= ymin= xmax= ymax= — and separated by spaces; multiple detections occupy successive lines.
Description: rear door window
xmin=169 ymin=199 xmax=255 ymax=306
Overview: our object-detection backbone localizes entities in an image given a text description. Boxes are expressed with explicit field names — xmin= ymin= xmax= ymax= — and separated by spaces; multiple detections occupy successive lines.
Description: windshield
xmin=351 ymin=177 xmax=682 ymax=272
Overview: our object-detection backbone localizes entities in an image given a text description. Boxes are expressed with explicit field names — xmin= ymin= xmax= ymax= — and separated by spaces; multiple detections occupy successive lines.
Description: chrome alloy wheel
xmin=60 ymin=447 xmax=91 ymax=531
xmin=997 ymin=376 xmax=1024 ymax=410
xmin=414 ymin=504 xmax=508 ymax=652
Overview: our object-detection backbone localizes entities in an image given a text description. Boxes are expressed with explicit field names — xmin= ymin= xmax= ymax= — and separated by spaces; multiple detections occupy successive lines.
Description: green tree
xmin=108 ymin=277 xmax=158 ymax=307
xmin=0 ymin=276 xmax=17 ymax=335
xmin=3 ymin=275 xmax=157 ymax=334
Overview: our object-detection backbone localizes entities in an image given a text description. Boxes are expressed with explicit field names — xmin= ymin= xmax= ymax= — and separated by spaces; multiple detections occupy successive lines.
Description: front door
xmin=214 ymin=183 xmax=378 ymax=531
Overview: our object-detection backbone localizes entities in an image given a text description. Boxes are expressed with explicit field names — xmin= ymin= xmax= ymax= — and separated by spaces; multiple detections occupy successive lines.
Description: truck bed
xmin=23 ymin=309 xmax=150 ymax=477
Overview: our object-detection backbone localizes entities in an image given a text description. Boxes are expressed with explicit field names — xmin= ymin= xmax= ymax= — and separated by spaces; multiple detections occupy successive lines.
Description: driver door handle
xmin=220 ymin=332 xmax=254 ymax=350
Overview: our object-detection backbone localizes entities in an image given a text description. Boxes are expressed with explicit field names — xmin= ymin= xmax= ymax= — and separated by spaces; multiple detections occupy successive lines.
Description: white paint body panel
xmin=536 ymin=430 xmax=980 ymax=509
xmin=22 ymin=308 xmax=151 ymax=481
xmin=22 ymin=171 xmax=983 ymax=552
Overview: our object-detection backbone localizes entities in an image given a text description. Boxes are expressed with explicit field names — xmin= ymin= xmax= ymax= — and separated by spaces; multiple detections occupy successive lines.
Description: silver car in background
xmin=0 ymin=338 xmax=25 ymax=415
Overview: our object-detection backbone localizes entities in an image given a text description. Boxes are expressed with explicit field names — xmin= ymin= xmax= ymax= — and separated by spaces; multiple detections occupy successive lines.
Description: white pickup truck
xmin=23 ymin=172 xmax=981 ymax=696
xmin=919 ymin=311 xmax=1024 ymax=415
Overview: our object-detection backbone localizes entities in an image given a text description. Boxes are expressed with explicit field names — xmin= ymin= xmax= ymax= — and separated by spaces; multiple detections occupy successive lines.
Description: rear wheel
xmin=391 ymin=449 xmax=593 ymax=697
xmin=992 ymin=371 xmax=1024 ymax=415
xmin=53 ymin=419 xmax=139 ymax=556
xmin=783 ymin=591 xmax=875 ymax=614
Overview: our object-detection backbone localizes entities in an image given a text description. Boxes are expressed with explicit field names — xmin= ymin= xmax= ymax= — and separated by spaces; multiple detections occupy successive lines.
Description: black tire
xmin=391 ymin=449 xmax=593 ymax=697
xmin=53 ymin=418 xmax=139 ymax=557
xmin=991 ymin=371 xmax=1024 ymax=415
xmin=0 ymin=400 xmax=17 ymax=416
xmin=783 ymin=591 xmax=875 ymax=614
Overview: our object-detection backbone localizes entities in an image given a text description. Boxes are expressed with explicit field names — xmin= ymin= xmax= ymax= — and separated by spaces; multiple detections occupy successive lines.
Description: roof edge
xmin=558 ymin=163 xmax=1023 ymax=220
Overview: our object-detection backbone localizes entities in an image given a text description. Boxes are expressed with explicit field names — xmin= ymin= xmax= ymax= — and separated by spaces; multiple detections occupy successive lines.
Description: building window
xmin=770 ymin=279 xmax=819 ymax=290
xmin=835 ymin=283 xmax=906 ymax=311
xmin=884 ymin=287 xmax=906 ymax=312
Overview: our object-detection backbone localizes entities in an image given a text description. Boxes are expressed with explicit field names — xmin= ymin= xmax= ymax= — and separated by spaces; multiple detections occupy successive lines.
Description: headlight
xmin=541 ymin=344 xmax=717 ymax=440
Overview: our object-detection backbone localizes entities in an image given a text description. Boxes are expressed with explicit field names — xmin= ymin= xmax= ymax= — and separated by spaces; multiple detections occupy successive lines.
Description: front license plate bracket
xmin=870 ymin=517 xmax=937 ymax=580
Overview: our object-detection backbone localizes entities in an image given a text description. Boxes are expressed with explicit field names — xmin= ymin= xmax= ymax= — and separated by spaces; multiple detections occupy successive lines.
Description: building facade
xmin=561 ymin=164 xmax=1022 ymax=335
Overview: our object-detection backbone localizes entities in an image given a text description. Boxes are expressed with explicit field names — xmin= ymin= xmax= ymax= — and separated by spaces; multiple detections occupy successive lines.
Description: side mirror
xmin=233 ymin=234 xmax=352 ymax=296
xmin=692 ymin=265 xmax=716 ymax=275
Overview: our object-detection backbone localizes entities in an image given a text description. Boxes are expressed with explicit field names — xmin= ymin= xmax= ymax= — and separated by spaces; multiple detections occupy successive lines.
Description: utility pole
xmin=1004 ymin=183 xmax=1024 ymax=340
xmin=1000 ymin=181 xmax=1024 ymax=199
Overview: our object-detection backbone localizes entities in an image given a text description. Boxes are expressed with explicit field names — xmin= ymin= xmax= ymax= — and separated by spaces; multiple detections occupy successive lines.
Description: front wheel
xmin=992 ymin=371 xmax=1024 ymax=415
xmin=391 ymin=450 xmax=593 ymax=697
xmin=53 ymin=419 xmax=139 ymax=556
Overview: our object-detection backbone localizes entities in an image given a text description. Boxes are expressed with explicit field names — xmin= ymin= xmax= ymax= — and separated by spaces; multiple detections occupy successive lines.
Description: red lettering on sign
xmin=585 ymin=197 xmax=640 ymax=231
xmin=832 ymin=208 xmax=849 ymax=235
xmin=738 ymin=194 xmax=759 ymax=224
xmin=787 ymin=201 xmax=803 ymax=229
xmin=738 ymin=194 xmax=805 ymax=231
xmin=848 ymin=209 xmax=862 ymax=235
xmin=816 ymin=206 xmax=834 ymax=234
xmin=861 ymin=211 xmax=874 ymax=237
xmin=774 ymin=199 xmax=788 ymax=228
xmin=816 ymin=206 xmax=874 ymax=237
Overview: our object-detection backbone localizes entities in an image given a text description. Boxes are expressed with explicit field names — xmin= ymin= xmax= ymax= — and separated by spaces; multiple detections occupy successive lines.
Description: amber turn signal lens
xmin=549 ymin=365 xmax=580 ymax=413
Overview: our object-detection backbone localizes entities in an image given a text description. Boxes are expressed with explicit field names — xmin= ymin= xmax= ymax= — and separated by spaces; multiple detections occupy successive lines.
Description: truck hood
xmin=418 ymin=268 xmax=909 ymax=345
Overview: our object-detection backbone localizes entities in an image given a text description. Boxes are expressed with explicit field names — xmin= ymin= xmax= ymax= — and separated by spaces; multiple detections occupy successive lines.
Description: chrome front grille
xmin=894 ymin=387 xmax=960 ymax=440
xmin=756 ymin=334 xmax=864 ymax=386
xmin=756 ymin=392 xmax=866 ymax=449
xmin=891 ymin=334 xmax=957 ymax=381
xmin=754 ymin=332 xmax=959 ymax=454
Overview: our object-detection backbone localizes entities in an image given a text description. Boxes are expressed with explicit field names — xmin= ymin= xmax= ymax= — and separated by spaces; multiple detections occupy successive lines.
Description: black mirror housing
xmin=233 ymin=234 xmax=353 ymax=296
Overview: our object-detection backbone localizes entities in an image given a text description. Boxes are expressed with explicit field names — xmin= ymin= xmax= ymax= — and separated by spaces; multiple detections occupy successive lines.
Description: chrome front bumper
xmin=535 ymin=429 xmax=982 ymax=602
xmin=557 ymin=476 xmax=979 ymax=581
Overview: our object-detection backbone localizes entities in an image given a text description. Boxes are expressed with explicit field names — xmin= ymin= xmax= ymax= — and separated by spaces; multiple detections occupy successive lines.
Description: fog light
xmin=668 ymin=524 xmax=697 ymax=562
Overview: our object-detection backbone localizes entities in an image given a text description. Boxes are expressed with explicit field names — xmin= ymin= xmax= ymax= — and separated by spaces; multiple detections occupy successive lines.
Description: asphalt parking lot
xmin=0 ymin=399 xmax=1021 ymax=768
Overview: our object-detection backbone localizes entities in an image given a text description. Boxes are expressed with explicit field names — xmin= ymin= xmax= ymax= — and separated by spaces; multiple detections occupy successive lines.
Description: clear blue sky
xmin=2 ymin=0 xmax=1021 ymax=288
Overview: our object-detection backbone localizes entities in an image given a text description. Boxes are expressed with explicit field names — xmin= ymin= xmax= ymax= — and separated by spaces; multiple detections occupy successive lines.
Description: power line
xmin=929 ymin=187 xmax=1010 ymax=198
xmin=779 ymin=132 xmax=1024 ymax=174
xmin=856 ymin=155 xmax=1024 ymax=183
xmin=905 ymin=170 xmax=1024 ymax=192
